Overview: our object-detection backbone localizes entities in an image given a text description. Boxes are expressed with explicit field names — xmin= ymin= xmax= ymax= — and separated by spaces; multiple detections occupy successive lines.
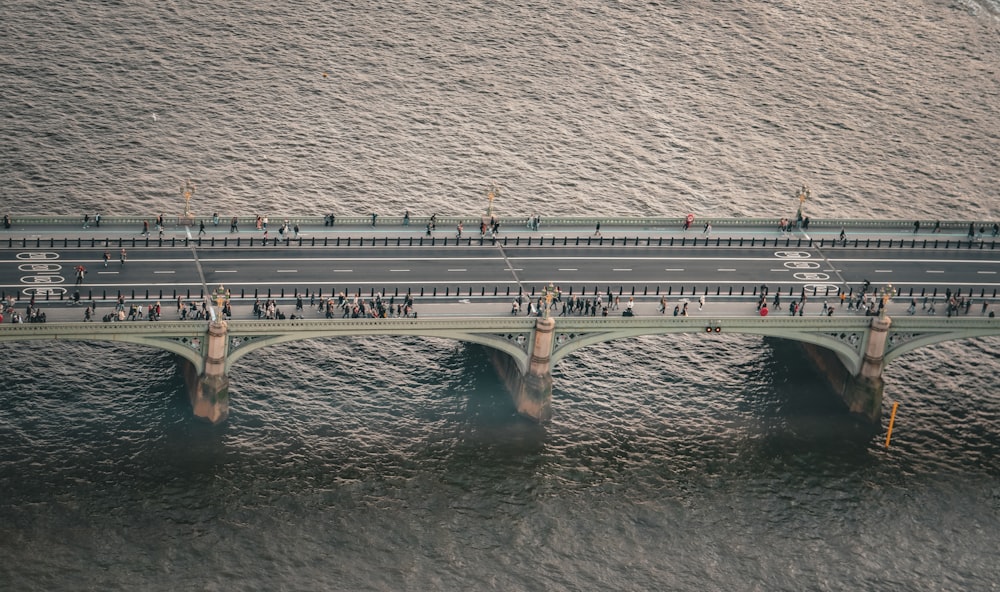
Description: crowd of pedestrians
xmin=1 ymin=295 xmax=46 ymax=323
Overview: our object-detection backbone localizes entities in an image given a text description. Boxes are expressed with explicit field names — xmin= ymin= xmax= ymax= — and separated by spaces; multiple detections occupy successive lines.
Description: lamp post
xmin=486 ymin=182 xmax=499 ymax=218
xmin=796 ymin=183 xmax=810 ymax=223
xmin=182 ymin=180 xmax=196 ymax=216
xmin=542 ymin=282 xmax=556 ymax=318
xmin=879 ymin=283 xmax=896 ymax=318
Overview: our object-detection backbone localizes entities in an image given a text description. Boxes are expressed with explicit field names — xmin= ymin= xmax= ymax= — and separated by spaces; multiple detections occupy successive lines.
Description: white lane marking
xmin=717 ymin=268 xmax=736 ymax=272
xmin=153 ymin=270 xmax=175 ymax=274
xmin=978 ymin=271 xmax=997 ymax=274
xmin=874 ymin=269 xmax=893 ymax=273
xmin=333 ymin=269 xmax=353 ymax=272
xmin=664 ymin=268 xmax=684 ymax=272
xmin=558 ymin=268 xmax=578 ymax=271
xmin=97 ymin=271 xmax=119 ymax=275
xmin=926 ymin=270 xmax=944 ymax=273
xmin=277 ymin=269 xmax=298 ymax=273
xmin=447 ymin=268 xmax=467 ymax=272
xmin=215 ymin=270 xmax=238 ymax=273
xmin=612 ymin=268 xmax=632 ymax=272
xmin=509 ymin=268 xmax=523 ymax=271
xmin=389 ymin=269 xmax=411 ymax=272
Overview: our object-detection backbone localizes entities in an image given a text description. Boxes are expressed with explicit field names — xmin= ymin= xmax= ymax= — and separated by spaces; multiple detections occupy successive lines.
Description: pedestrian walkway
xmin=3 ymin=215 xmax=998 ymax=243
xmin=5 ymin=295 xmax=977 ymax=325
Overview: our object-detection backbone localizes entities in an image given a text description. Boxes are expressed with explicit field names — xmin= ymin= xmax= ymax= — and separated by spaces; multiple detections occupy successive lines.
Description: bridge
xmin=2 ymin=215 xmax=998 ymax=425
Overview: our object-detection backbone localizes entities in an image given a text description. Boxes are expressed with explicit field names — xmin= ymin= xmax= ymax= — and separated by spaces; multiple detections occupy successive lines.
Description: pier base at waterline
xmin=180 ymin=321 xmax=230 ymax=425
xmin=798 ymin=316 xmax=891 ymax=424
xmin=490 ymin=317 xmax=556 ymax=422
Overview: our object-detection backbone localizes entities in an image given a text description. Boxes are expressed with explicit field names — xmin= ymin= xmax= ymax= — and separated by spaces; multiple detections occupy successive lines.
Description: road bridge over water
xmin=1 ymin=216 xmax=998 ymax=426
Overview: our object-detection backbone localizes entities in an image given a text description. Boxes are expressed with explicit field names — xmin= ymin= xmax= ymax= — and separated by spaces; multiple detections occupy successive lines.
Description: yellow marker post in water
xmin=885 ymin=402 xmax=900 ymax=448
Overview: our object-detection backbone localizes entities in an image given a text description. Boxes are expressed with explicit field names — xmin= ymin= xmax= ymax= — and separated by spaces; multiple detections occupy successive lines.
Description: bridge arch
xmin=884 ymin=327 xmax=1000 ymax=366
xmin=0 ymin=322 xmax=207 ymax=373
xmin=548 ymin=321 xmax=868 ymax=376
xmin=224 ymin=319 xmax=534 ymax=375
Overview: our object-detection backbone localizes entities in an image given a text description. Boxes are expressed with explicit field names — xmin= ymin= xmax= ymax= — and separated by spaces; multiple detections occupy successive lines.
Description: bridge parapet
xmin=2 ymin=215 xmax=993 ymax=234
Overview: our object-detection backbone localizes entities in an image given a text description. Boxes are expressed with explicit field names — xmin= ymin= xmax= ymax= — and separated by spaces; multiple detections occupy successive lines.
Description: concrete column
xmin=840 ymin=315 xmax=891 ymax=422
xmin=184 ymin=321 xmax=230 ymax=424
xmin=859 ymin=316 xmax=891 ymax=381
xmin=515 ymin=316 xmax=555 ymax=421
xmin=489 ymin=317 xmax=555 ymax=422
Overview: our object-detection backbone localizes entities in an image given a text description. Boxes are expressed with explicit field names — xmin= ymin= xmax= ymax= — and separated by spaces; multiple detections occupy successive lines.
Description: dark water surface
xmin=2 ymin=1 xmax=1000 ymax=590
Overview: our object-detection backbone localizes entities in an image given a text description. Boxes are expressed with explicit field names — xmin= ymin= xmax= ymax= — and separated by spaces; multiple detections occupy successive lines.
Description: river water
xmin=1 ymin=1 xmax=999 ymax=590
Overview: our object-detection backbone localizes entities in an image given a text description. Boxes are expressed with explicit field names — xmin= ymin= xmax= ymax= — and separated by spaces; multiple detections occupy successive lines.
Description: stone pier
xmin=490 ymin=316 xmax=555 ymax=422
xmin=800 ymin=315 xmax=891 ymax=423
xmin=181 ymin=320 xmax=230 ymax=424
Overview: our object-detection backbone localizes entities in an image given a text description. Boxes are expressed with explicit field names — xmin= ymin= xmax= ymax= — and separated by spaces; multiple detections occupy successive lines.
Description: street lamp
xmin=796 ymin=183 xmax=810 ymax=223
xmin=542 ymin=282 xmax=556 ymax=318
xmin=182 ymin=179 xmax=196 ymax=217
xmin=486 ymin=182 xmax=499 ymax=217
xmin=879 ymin=283 xmax=897 ymax=318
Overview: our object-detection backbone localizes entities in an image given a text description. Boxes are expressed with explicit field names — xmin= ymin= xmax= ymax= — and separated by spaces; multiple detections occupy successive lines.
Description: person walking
xmin=231 ymin=216 xmax=239 ymax=233
xmin=594 ymin=221 xmax=601 ymax=236
xmin=103 ymin=250 xmax=110 ymax=268
xmin=198 ymin=220 xmax=206 ymax=235
xmin=120 ymin=248 xmax=127 ymax=266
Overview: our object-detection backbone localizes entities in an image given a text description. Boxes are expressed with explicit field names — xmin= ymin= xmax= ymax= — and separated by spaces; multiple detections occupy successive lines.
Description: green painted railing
xmin=2 ymin=215 xmax=995 ymax=232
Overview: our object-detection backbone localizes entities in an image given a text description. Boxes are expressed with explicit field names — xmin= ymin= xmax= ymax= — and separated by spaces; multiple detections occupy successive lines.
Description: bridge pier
xmin=800 ymin=316 xmax=891 ymax=424
xmin=181 ymin=321 xmax=230 ymax=424
xmin=491 ymin=316 xmax=555 ymax=422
